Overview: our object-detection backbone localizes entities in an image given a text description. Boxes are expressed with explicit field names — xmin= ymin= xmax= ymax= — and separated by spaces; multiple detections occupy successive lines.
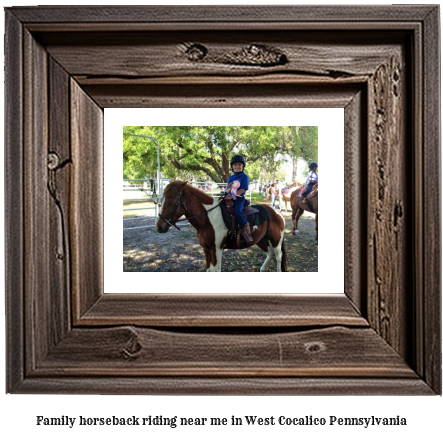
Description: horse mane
xmin=164 ymin=180 xmax=214 ymax=205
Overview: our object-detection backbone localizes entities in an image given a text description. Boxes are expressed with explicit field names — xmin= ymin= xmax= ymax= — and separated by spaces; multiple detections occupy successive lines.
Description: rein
xmin=158 ymin=182 xmax=223 ymax=231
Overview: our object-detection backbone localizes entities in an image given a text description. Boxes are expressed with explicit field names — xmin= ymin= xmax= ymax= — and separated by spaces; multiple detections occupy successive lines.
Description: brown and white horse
xmin=290 ymin=186 xmax=318 ymax=241
xmin=155 ymin=181 xmax=287 ymax=272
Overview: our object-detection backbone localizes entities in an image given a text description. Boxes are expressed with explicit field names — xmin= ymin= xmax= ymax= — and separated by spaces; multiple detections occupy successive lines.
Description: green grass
xmin=250 ymin=192 xmax=265 ymax=203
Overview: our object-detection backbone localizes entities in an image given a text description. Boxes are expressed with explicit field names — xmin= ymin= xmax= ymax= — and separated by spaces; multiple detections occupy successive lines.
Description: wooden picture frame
xmin=5 ymin=6 xmax=441 ymax=394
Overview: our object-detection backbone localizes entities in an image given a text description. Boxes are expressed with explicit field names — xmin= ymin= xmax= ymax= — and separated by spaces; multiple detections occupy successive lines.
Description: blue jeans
xmin=301 ymin=182 xmax=314 ymax=202
xmin=272 ymin=194 xmax=281 ymax=209
xmin=234 ymin=197 xmax=247 ymax=228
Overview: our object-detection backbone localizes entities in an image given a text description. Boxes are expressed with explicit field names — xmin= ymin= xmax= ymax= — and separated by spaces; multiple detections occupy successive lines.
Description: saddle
xmin=297 ymin=183 xmax=318 ymax=213
xmin=224 ymin=198 xmax=260 ymax=217
xmin=220 ymin=199 xmax=270 ymax=250
xmin=297 ymin=183 xmax=318 ymax=199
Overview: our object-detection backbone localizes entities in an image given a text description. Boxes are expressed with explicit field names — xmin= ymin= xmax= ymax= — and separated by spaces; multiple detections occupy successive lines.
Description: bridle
xmin=158 ymin=182 xmax=223 ymax=231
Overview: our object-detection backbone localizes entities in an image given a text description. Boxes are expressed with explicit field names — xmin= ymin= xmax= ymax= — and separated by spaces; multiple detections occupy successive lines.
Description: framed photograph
xmin=5 ymin=5 xmax=440 ymax=394
xmin=110 ymin=108 xmax=341 ymax=287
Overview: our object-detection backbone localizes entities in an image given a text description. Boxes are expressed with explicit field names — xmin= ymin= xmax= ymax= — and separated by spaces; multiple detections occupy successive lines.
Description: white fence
xmin=123 ymin=179 xmax=159 ymax=230
xmin=123 ymin=178 xmax=251 ymax=231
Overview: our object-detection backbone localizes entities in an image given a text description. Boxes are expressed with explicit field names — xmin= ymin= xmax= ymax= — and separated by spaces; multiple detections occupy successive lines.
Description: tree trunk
xmin=258 ymin=170 xmax=263 ymax=186
xmin=221 ymin=153 xmax=231 ymax=182
xmin=292 ymin=156 xmax=298 ymax=182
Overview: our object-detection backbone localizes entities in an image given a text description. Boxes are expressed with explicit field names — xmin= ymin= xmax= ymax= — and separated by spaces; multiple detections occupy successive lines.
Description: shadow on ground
xmin=123 ymin=205 xmax=317 ymax=273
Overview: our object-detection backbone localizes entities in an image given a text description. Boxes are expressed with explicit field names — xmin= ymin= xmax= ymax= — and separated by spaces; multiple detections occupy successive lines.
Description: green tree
xmin=285 ymin=126 xmax=318 ymax=182
xmin=123 ymin=126 xmax=317 ymax=183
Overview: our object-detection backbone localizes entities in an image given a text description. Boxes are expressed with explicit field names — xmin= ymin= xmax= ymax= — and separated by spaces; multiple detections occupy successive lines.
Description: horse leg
xmin=291 ymin=204 xmax=297 ymax=234
xmin=214 ymin=246 xmax=223 ymax=271
xmin=256 ymin=238 xmax=274 ymax=272
xmin=296 ymin=208 xmax=304 ymax=232
xmin=315 ymin=212 xmax=318 ymax=242
xmin=203 ymin=248 xmax=213 ymax=271
xmin=197 ymin=229 xmax=222 ymax=272
xmin=203 ymin=247 xmax=222 ymax=272
xmin=273 ymin=230 xmax=286 ymax=272
xmin=257 ymin=232 xmax=286 ymax=272
xmin=291 ymin=205 xmax=299 ymax=234
xmin=292 ymin=207 xmax=304 ymax=235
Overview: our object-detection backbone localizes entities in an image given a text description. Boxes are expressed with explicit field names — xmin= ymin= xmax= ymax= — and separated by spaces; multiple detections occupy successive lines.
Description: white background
xmin=1 ymin=1 xmax=442 ymax=438
xmin=106 ymin=108 xmax=343 ymax=292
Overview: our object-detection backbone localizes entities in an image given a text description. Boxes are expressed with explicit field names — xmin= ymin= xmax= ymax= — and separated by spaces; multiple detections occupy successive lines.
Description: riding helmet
xmin=230 ymin=155 xmax=246 ymax=168
xmin=309 ymin=161 xmax=318 ymax=170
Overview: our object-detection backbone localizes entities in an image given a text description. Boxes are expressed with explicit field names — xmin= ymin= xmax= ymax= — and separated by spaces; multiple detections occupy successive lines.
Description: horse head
xmin=155 ymin=181 xmax=188 ymax=233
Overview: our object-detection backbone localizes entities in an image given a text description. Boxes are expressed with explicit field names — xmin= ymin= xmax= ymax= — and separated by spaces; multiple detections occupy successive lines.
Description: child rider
xmin=301 ymin=161 xmax=318 ymax=204
xmin=225 ymin=155 xmax=253 ymax=241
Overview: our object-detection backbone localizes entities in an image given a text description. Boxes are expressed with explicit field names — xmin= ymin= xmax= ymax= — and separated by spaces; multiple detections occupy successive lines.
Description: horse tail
xmin=280 ymin=236 xmax=288 ymax=272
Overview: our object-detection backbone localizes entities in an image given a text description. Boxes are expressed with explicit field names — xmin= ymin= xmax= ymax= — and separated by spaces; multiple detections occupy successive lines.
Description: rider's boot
xmin=242 ymin=222 xmax=254 ymax=244
xmin=236 ymin=222 xmax=254 ymax=248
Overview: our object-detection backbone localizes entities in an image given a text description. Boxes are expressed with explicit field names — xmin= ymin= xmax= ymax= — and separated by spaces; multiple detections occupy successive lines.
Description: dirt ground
xmin=123 ymin=201 xmax=318 ymax=273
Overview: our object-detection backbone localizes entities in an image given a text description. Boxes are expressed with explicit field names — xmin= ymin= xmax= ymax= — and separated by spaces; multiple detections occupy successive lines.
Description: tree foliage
xmin=123 ymin=126 xmax=318 ymax=183
xmin=285 ymin=126 xmax=318 ymax=181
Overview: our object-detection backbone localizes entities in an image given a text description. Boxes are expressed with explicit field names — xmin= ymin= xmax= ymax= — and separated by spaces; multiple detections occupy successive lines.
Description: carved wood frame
xmin=5 ymin=6 xmax=441 ymax=394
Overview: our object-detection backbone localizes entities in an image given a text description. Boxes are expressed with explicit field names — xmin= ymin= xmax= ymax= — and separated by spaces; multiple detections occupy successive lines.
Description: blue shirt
xmin=228 ymin=171 xmax=249 ymax=194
